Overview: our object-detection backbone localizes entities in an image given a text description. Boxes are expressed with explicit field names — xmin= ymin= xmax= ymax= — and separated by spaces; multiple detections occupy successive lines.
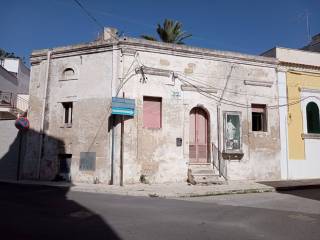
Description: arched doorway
xmin=189 ymin=107 xmax=209 ymax=163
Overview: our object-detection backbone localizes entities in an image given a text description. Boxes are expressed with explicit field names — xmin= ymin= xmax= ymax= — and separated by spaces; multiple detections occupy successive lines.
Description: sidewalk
xmin=2 ymin=178 xmax=320 ymax=198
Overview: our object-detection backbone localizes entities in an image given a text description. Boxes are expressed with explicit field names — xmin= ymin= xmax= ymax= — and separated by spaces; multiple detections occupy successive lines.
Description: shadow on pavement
xmin=280 ymin=188 xmax=320 ymax=201
xmin=258 ymin=180 xmax=320 ymax=201
xmin=0 ymin=128 xmax=121 ymax=239
xmin=0 ymin=182 xmax=122 ymax=240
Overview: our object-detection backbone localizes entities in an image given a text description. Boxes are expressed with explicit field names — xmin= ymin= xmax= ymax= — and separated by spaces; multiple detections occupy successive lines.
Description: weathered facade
xmin=23 ymin=28 xmax=282 ymax=184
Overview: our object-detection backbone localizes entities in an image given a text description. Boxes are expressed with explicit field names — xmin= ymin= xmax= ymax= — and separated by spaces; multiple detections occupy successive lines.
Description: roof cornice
xmin=118 ymin=38 xmax=278 ymax=67
xmin=30 ymin=37 xmax=278 ymax=67
xmin=30 ymin=41 xmax=115 ymax=65
xmin=280 ymin=61 xmax=320 ymax=74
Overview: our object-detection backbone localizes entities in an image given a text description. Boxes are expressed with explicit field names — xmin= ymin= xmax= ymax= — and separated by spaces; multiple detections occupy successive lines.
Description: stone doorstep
xmin=188 ymin=164 xmax=224 ymax=185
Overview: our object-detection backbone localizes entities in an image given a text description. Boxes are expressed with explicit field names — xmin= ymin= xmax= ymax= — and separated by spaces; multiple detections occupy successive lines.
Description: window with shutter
xmin=143 ymin=97 xmax=162 ymax=129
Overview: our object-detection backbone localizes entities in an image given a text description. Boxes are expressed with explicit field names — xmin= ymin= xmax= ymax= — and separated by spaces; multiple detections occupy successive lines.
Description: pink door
xmin=189 ymin=108 xmax=208 ymax=163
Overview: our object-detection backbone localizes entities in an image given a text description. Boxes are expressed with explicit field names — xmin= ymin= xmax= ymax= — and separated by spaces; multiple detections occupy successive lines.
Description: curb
xmin=177 ymin=187 xmax=275 ymax=198
xmin=274 ymin=184 xmax=320 ymax=191
xmin=3 ymin=180 xmax=319 ymax=199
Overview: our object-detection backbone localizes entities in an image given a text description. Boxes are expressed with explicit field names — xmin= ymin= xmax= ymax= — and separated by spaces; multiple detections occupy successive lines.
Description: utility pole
xmin=120 ymin=92 xmax=125 ymax=186
xmin=217 ymin=65 xmax=234 ymax=177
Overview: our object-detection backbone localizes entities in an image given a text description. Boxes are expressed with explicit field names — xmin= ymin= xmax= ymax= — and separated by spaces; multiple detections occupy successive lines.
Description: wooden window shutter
xmin=143 ymin=97 xmax=162 ymax=129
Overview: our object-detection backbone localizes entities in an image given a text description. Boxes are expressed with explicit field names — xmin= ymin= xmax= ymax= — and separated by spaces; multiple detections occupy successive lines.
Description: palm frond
xmin=140 ymin=35 xmax=158 ymax=41
xmin=155 ymin=19 xmax=192 ymax=44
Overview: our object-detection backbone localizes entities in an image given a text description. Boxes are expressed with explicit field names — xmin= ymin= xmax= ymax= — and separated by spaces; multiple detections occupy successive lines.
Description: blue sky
xmin=1 ymin=0 xmax=320 ymax=64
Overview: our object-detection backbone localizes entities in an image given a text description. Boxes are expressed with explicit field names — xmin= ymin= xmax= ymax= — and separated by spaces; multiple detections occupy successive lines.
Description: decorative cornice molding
xmin=30 ymin=37 xmax=278 ymax=67
xmin=30 ymin=43 xmax=115 ymax=65
xmin=181 ymin=84 xmax=218 ymax=93
xmin=244 ymin=80 xmax=273 ymax=87
xmin=121 ymin=48 xmax=137 ymax=56
xmin=281 ymin=62 xmax=320 ymax=73
xmin=135 ymin=66 xmax=172 ymax=77
xmin=300 ymin=88 xmax=320 ymax=94
xmin=119 ymin=39 xmax=278 ymax=68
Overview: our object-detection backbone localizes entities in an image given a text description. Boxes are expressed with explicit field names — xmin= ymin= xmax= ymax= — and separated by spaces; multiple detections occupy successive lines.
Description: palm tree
xmin=0 ymin=48 xmax=16 ymax=59
xmin=141 ymin=19 xmax=192 ymax=44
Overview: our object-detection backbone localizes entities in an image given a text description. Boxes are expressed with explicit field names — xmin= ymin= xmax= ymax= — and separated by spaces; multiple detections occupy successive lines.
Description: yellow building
xmin=263 ymin=47 xmax=320 ymax=179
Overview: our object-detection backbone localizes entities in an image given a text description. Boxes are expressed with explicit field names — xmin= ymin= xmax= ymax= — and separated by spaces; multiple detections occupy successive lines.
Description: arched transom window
xmin=63 ymin=68 xmax=75 ymax=79
xmin=306 ymin=101 xmax=320 ymax=134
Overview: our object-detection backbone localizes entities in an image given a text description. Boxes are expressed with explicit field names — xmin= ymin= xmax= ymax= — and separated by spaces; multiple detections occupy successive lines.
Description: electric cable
xmin=115 ymin=54 xmax=320 ymax=110
xmin=73 ymin=0 xmax=104 ymax=29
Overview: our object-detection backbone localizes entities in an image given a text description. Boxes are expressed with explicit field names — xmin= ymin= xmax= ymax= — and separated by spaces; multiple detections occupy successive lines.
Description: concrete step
xmin=193 ymin=175 xmax=225 ymax=185
xmin=188 ymin=163 xmax=211 ymax=169
xmin=192 ymin=169 xmax=215 ymax=176
xmin=188 ymin=164 xmax=226 ymax=185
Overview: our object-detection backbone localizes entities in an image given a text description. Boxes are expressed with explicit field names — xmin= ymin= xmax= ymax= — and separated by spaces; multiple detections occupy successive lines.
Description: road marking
xmin=288 ymin=214 xmax=317 ymax=222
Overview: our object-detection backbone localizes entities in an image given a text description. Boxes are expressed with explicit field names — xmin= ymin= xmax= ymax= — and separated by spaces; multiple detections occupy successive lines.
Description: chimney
xmin=103 ymin=27 xmax=118 ymax=41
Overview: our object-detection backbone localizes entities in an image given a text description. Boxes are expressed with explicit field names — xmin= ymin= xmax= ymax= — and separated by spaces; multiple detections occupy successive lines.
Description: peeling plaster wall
xmin=23 ymin=38 xmax=281 ymax=184
xmin=23 ymin=51 xmax=113 ymax=183
xmin=119 ymin=47 xmax=281 ymax=183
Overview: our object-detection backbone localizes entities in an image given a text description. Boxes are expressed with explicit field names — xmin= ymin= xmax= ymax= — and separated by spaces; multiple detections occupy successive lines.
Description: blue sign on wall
xmin=111 ymin=97 xmax=135 ymax=116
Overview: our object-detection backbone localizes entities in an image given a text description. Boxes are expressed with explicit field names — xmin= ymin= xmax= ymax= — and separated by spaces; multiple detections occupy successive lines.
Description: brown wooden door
xmin=189 ymin=108 xmax=208 ymax=163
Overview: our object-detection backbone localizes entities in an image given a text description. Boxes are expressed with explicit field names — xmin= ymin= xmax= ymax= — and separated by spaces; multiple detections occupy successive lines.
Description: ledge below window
xmin=59 ymin=78 xmax=78 ymax=81
xmin=60 ymin=123 xmax=72 ymax=128
xmin=301 ymin=133 xmax=320 ymax=139
xmin=222 ymin=151 xmax=244 ymax=160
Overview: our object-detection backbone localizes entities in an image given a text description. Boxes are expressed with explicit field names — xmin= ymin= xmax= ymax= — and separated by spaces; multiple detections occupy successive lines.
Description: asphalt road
xmin=0 ymin=182 xmax=320 ymax=240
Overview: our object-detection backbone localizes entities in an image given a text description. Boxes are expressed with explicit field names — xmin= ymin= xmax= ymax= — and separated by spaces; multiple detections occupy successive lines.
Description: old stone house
xmin=22 ymin=28 xmax=281 ymax=184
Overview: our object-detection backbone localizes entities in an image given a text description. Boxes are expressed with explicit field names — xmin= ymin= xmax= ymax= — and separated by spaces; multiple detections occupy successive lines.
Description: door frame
xmin=189 ymin=106 xmax=210 ymax=163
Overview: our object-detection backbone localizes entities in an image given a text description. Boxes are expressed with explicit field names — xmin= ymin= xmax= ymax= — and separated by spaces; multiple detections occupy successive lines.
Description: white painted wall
xmin=0 ymin=66 xmax=18 ymax=94
xmin=277 ymin=70 xmax=289 ymax=179
xmin=276 ymin=47 xmax=320 ymax=67
xmin=3 ymin=58 xmax=19 ymax=73
xmin=287 ymin=91 xmax=320 ymax=179
xmin=2 ymin=58 xmax=30 ymax=94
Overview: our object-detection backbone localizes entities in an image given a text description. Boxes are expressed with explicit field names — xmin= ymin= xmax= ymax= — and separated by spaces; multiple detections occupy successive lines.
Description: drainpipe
xmin=217 ymin=104 xmax=221 ymax=176
xmin=110 ymin=43 xmax=119 ymax=184
xmin=110 ymin=116 xmax=115 ymax=184
xmin=37 ymin=50 xmax=52 ymax=179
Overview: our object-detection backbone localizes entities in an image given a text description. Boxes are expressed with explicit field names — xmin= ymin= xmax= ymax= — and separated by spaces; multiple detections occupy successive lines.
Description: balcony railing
xmin=0 ymin=91 xmax=29 ymax=115
xmin=0 ymin=91 xmax=15 ymax=107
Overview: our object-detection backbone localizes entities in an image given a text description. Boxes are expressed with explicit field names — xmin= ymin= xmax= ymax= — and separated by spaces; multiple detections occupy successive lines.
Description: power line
xmin=58 ymin=0 xmax=250 ymax=51
xmin=115 ymin=54 xmax=319 ymax=110
xmin=137 ymin=57 xmax=317 ymax=109
xmin=73 ymin=0 xmax=104 ymax=30
xmin=177 ymin=73 xmax=298 ymax=101
xmin=177 ymin=76 xmax=316 ymax=109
